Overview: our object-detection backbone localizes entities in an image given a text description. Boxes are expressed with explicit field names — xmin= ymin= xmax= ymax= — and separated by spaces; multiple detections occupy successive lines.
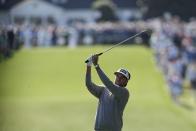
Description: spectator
xmin=167 ymin=63 xmax=183 ymax=104
xmin=186 ymin=61 xmax=196 ymax=103
xmin=51 ymin=27 xmax=58 ymax=46
xmin=7 ymin=26 xmax=15 ymax=49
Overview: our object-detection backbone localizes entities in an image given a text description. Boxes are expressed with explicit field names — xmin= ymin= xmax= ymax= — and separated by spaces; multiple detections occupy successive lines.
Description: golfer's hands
xmin=92 ymin=54 xmax=99 ymax=66
xmin=86 ymin=55 xmax=93 ymax=67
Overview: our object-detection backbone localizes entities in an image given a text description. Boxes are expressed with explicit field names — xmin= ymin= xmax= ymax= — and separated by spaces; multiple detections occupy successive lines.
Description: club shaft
xmin=101 ymin=30 xmax=148 ymax=54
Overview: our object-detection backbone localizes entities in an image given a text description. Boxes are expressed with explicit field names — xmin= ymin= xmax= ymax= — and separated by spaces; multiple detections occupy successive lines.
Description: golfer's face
xmin=115 ymin=73 xmax=128 ymax=87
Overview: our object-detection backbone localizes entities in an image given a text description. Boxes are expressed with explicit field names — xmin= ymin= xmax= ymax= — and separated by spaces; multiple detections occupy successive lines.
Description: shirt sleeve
xmin=85 ymin=68 xmax=104 ymax=98
xmin=95 ymin=66 xmax=129 ymax=99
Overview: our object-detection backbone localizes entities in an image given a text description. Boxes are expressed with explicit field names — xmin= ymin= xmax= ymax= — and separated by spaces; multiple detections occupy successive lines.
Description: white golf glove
xmin=87 ymin=55 xmax=93 ymax=66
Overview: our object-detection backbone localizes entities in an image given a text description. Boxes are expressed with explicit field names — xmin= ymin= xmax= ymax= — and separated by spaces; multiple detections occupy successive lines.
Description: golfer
xmin=85 ymin=54 xmax=131 ymax=131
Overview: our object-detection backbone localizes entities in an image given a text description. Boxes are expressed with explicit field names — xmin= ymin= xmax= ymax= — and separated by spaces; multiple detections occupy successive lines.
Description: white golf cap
xmin=114 ymin=68 xmax=131 ymax=80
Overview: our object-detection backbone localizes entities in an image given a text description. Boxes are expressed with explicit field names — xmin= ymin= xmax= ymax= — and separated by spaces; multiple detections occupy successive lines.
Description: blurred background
xmin=0 ymin=0 xmax=196 ymax=131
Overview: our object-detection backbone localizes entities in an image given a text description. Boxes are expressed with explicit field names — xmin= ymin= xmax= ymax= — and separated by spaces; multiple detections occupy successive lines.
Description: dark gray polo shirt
xmin=86 ymin=66 xmax=129 ymax=131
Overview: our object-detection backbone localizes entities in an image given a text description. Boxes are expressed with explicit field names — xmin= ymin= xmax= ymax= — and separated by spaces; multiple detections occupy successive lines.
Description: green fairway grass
xmin=0 ymin=45 xmax=196 ymax=131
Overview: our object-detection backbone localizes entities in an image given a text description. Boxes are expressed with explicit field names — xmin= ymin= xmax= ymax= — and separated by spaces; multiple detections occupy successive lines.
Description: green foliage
xmin=0 ymin=46 xmax=196 ymax=131
xmin=92 ymin=0 xmax=118 ymax=22
xmin=137 ymin=0 xmax=196 ymax=20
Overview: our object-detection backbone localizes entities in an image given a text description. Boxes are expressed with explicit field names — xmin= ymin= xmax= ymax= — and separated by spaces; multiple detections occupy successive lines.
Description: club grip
xmin=85 ymin=53 xmax=103 ymax=63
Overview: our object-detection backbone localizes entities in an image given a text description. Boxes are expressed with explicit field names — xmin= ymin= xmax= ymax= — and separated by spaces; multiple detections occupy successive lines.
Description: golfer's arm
xmin=85 ymin=66 xmax=103 ymax=98
xmin=95 ymin=66 xmax=124 ymax=97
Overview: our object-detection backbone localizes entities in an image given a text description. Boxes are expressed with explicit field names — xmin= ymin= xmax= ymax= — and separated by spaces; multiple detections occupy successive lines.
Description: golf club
xmin=85 ymin=29 xmax=151 ymax=63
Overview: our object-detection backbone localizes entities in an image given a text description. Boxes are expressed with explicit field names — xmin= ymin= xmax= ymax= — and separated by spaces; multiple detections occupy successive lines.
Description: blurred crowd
xmin=149 ymin=17 xmax=196 ymax=104
xmin=0 ymin=21 xmax=151 ymax=62
xmin=75 ymin=22 xmax=151 ymax=45
xmin=0 ymin=26 xmax=22 ymax=61
xmin=0 ymin=21 xmax=152 ymax=49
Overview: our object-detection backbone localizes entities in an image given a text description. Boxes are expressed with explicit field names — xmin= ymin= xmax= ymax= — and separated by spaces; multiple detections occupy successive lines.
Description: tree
xmin=92 ymin=0 xmax=118 ymax=22
xmin=137 ymin=0 xmax=196 ymax=21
